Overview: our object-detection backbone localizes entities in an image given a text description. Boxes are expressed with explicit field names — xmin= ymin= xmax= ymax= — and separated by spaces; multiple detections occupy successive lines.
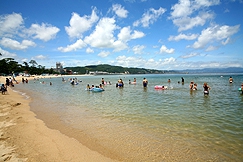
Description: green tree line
xmin=65 ymin=64 xmax=170 ymax=74
xmin=0 ymin=55 xmax=56 ymax=76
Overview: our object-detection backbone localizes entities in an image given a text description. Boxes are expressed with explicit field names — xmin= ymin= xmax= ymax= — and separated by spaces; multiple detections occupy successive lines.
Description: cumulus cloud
xmin=132 ymin=45 xmax=145 ymax=54
xmin=170 ymin=0 xmax=220 ymax=18
xmin=84 ymin=17 xmax=129 ymax=52
xmin=0 ymin=37 xmax=36 ymax=50
xmin=86 ymin=47 xmax=94 ymax=53
xmin=58 ymin=39 xmax=87 ymax=52
xmin=170 ymin=0 xmax=219 ymax=31
xmin=133 ymin=7 xmax=166 ymax=27
xmin=27 ymin=23 xmax=60 ymax=41
xmin=84 ymin=17 xmax=118 ymax=48
xmin=0 ymin=47 xmax=17 ymax=58
xmin=112 ymin=4 xmax=128 ymax=18
xmin=115 ymin=55 xmax=176 ymax=69
xmin=168 ymin=33 xmax=198 ymax=41
xmin=98 ymin=51 xmax=110 ymax=57
xmin=192 ymin=24 xmax=240 ymax=49
xmin=65 ymin=9 xmax=99 ymax=38
xmin=33 ymin=55 xmax=47 ymax=60
xmin=118 ymin=26 xmax=145 ymax=42
xmin=0 ymin=13 xmax=24 ymax=37
xmin=159 ymin=45 xmax=175 ymax=54
xmin=173 ymin=12 xmax=214 ymax=31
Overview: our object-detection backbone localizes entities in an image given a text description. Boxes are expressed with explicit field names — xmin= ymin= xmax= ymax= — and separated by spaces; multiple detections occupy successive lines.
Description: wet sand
xmin=0 ymin=76 xmax=117 ymax=162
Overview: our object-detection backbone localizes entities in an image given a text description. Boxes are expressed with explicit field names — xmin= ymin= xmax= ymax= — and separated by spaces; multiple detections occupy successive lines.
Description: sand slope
xmin=0 ymin=76 xmax=117 ymax=162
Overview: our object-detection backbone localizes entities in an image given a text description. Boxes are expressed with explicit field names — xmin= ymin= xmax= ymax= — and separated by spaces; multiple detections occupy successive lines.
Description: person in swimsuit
xmin=241 ymin=83 xmax=243 ymax=94
xmin=203 ymin=82 xmax=210 ymax=95
xmin=229 ymin=76 xmax=233 ymax=83
xmin=143 ymin=78 xmax=148 ymax=87
xmin=189 ymin=81 xmax=194 ymax=90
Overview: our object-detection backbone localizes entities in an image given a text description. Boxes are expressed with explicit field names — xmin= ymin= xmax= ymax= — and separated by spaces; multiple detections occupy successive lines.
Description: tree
xmin=29 ymin=60 xmax=38 ymax=67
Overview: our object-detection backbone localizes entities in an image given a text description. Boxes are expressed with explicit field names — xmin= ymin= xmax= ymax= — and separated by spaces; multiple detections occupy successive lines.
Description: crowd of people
xmin=99 ymin=76 xmax=243 ymax=96
xmin=1 ymin=75 xmax=243 ymax=95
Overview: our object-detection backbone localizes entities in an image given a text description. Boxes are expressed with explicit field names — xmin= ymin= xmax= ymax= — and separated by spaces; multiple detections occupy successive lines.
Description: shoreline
xmin=0 ymin=76 xmax=117 ymax=162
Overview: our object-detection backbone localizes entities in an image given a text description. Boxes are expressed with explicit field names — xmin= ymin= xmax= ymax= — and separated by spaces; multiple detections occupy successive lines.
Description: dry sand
xmin=0 ymin=76 xmax=117 ymax=162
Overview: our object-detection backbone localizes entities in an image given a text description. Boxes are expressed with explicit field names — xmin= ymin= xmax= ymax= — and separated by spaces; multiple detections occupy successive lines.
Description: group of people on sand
xmin=1 ymin=77 xmax=16 ymax=95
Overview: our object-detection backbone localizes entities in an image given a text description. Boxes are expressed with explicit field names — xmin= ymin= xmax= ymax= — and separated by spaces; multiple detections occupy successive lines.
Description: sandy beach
xmin=0 ymin=76 xmax=117 ymax=162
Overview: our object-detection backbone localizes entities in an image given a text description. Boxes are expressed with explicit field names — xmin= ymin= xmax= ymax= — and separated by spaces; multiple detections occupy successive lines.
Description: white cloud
xmin=180 ymin=52 xmax=199 ymax=59
xmin=133 ymin=45 xmax=145 ymax=54
xmin=170 ymin=0 xmax=192 ymax=18
xmin=58 ymin=39 xmax=87 ymax=52
xmin=0 ymin=47 xmax=17 ymax=58
xmin=118 ymin=26 xmax=145 ymax=42
xmin=168 ymin=33 xmax=198 ymax=41
xmin=206 ymin=45 xmax=219 ymax=51
xmin=33 ymin=55 xmax=47 ymax=60
xmin=170 ymin=0 xmax=220 ymax=31
xmin=84 ymin=17 xmax=128 ymax=52
xmin=192 ymin=24 xmax=240 ymax=49
xmin=173 ymin=12 xmax=214 ymax=31
xmin=65 ymin=9 xmax=99 ymax=38
xmin=0 ymin=13 xmax=24 ymax=37
xmin=98 ymin=51 xmax=110 ymax=57
xmin=0 ymin=37 xmax=36 ymax=50
xmin=115 ymin=55 xmax=176 ymax=69
xmin=159 ymin=45 xmax=175 ymax=54
xmin=133 ymin=7 xmax=166 ymax=27
xmin=170 ymin=0 xmax=220 ymax=18
xmin=27 ymin=23 xmax=60 ymax=41
xmin=112 ymin=4 xmax=128 ymax=18
xmin=86 ymin=47 xmax=94 ymax=53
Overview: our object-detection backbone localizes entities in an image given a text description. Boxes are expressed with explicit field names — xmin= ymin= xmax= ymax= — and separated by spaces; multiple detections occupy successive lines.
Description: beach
xmin=1 ymin=74 xmax=242 ymax=161
xmin=0 ymin=76 xmax=117 ymax=162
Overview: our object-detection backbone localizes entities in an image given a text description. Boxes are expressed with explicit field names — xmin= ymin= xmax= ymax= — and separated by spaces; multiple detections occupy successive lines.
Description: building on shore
xmin=56 ymin=62 xmax=64 ymax=74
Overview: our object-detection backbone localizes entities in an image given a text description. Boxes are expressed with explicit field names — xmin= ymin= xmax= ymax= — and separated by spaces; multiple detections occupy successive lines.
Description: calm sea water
xmin=15 ymin=74 xmax=243 ymax=161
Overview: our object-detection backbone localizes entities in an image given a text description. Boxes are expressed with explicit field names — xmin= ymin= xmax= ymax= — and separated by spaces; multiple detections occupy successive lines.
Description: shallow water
xmin=15 ymin=74 xmax=243 ymax=161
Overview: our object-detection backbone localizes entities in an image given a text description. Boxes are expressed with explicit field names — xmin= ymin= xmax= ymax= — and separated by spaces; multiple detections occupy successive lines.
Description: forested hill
xmin=65 ymin=64 xmax=243 ymax=75
xmin=65 ymin=64 xmax=175 ymax=74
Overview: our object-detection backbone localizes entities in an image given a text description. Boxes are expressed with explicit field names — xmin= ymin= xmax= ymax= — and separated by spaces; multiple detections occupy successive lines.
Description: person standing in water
xmin=203 ymin=82 xmax=210 ymax=96
xmin=181 ymin=77 xmax=184 ymax=84
xmin=189 ymin=81 xmax=194 ymax=90
xmin=241 ymin=83 xmax=243 ymax=94
xmin=143 ymin=78 xmax=148 ymax=87
xmin=229 ymin=76 xmax=233 ymax=83
xmin=101 ymin=78 xmax=105 ymax=85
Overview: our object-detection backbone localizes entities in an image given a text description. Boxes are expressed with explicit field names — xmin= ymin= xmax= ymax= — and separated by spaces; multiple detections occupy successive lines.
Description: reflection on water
xmin=15 ymin=74 xmax=243 ymax=161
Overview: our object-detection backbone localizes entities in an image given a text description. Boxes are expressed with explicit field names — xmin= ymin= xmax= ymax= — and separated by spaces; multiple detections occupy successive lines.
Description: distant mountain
xmin=177 ymin=67 xmax=243 ymax=74
xmin=64 ymin=64 xmax=243 ymax=75
xmin=65 ymin=64 xmax=175 ymax=74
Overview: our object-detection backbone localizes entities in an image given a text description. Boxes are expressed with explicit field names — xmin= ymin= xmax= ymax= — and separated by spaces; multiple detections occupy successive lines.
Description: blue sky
xmin=0 ymin=0 xmax=242 ymax=70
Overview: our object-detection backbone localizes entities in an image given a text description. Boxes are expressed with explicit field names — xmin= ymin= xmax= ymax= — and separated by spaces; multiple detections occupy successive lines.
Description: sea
xmin=14 ymin=74 xmax=243 ymax=161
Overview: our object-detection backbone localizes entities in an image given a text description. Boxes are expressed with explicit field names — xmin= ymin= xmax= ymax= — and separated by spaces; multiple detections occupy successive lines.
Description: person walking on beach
xmin=203 ymin=82 xmax=210 ymax=96
xmin=143 ymin=78 xmax=148 ymax=88
xmin=6 ymin=78 xmax=9 ymax=86
xmin=1 ymin=84 xmax=7 ymax=95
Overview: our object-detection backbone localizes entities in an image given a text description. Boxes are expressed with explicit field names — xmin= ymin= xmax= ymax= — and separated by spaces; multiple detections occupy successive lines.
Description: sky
xmin=0 ymin=0 xmax=243 ymax=70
